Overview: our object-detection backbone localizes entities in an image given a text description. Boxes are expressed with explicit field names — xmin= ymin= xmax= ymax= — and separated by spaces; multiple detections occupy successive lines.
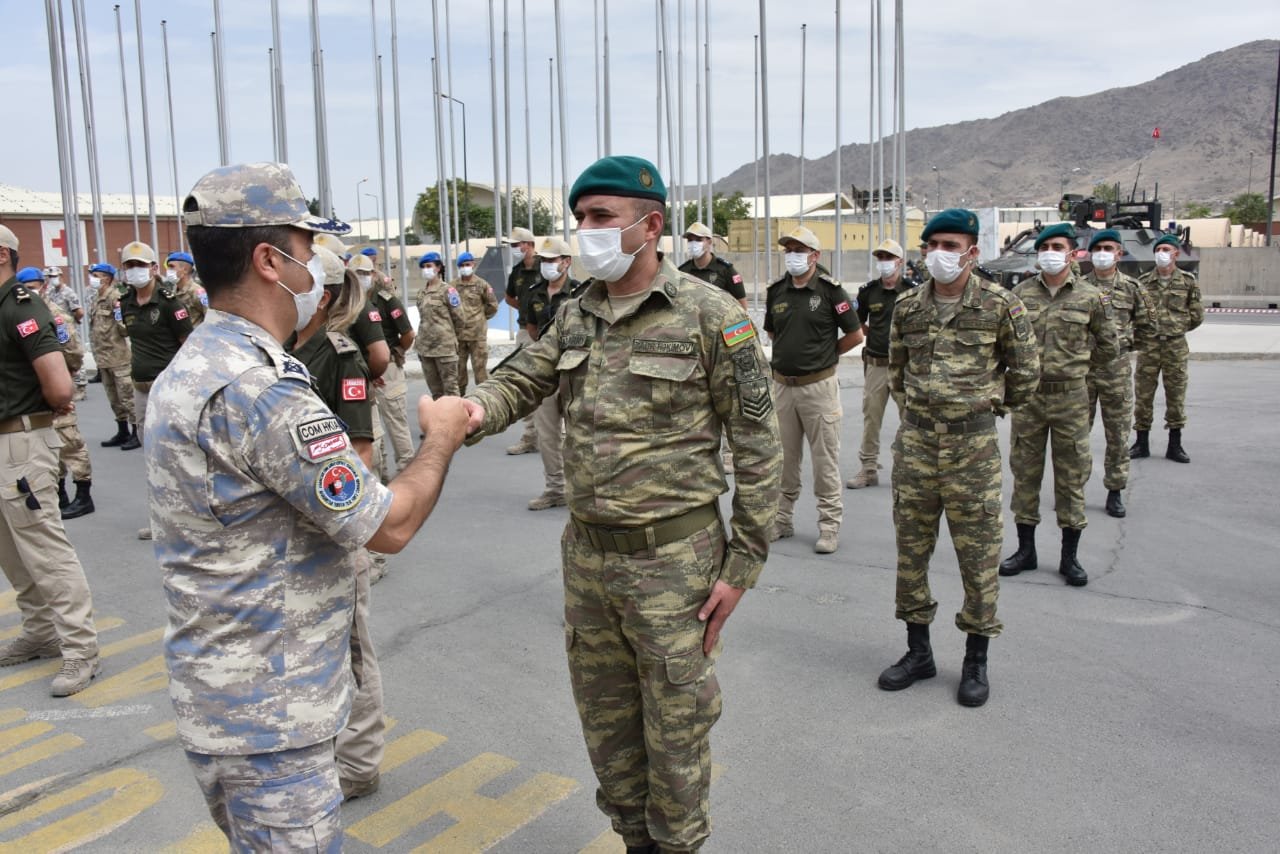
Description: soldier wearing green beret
xmin=1085 ymin=229 xmax=1155 ymax=517
xmin=1000 ymin=223 xmax=1118 ymax=588
xmin=1129 ymin=234 xmax=1202 ymax=463
xmin=461 ymin=155 xmax=782 ymax=853
xmin=878 ymin=208 xmax=1039 ymax=708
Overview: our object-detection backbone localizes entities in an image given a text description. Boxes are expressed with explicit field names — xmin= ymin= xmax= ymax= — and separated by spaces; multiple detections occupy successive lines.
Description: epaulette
xmin=263 ymin=346 xmax=311 ymax=383
xmin=159 ymin=286 xmax=177 ymax=300
xmin=12 ymin=285 xmax=31 ymax=301
xmin=326 ymin=329 xmax=359 ymax=355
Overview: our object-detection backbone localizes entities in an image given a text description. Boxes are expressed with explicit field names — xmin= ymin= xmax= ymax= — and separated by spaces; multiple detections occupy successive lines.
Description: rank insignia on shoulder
xmin=342 ymin=378 xmax=367 ymax=401
xmin=1009 ymin=303 xmax=1025 ymax=318
xmin=13 ymin=286 xmax=30 ymax=301
xmin=315 ymin=458 xmax=363 ymax=511
xmin=281 ymin=357 xmax=308 ymax=378
xmin=664 ymin=282 xmax=678 ymax=298
xmin=16 ymin=318 xmax=39 ymax=338
xmin=722 ymin=318 xmax=755 ymax=347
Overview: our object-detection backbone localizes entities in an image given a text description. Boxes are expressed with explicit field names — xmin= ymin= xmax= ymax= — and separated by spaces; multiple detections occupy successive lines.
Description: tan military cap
xmin=536 ymin=236 xmax=573 ymax=258
xmin=779 ymin=225 xmax=821 ymax=252
xmin=313 ymin=232 xmax=349 ymax=257
xmin=872 ymin=238 xmax=904 ymax=259
xmin=504 ymin=226 xmax=537 ymax=244
xmin=683 ymin=221 xmax=713 ymax=240
xmin=348 ymin=254 xmax=375 ymax=273
xmin=0 ymin=224 xmax=18 ymax=251
xmin=183 ymin=162 xmax=350 ymax=234
xmin=312 ymin=245 xmax=346 ymax=286
xmin=120 ymin=241 xmax=157 ymax=264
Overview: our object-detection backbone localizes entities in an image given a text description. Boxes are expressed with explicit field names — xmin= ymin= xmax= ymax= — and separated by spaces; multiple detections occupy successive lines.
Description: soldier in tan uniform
xmin=87 ymin=263 xmax=136 ymax=447
xmin=461 ymin=156 xmax=782 ymax=853
xmin=502 ymin=226 xmax=544 ymax=455
xmin=165 ymin=251 xmax=208 ymax=326
xmin=1001 ymin=223 xmax=1118 ymax=588
xmin=452 ymin=251 xmax=499 ymax=392
xmin=414 ymin=252 xmax=464 ymax=398
xmin=878 ymin=209 xmax=1040 ymax=708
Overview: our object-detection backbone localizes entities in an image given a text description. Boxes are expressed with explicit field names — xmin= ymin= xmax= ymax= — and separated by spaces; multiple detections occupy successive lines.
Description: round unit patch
xmin=315 ymin=458 xmax=363 ymax=511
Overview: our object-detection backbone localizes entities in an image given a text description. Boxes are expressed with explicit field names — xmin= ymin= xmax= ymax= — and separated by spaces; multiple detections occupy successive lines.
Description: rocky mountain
xmin=714 ymin=40 xmax=1278 ymax=212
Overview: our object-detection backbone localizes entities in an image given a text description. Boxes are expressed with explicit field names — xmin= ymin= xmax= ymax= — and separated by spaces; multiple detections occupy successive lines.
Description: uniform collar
xmin=579 ymin=257 xmax=681 ymax=322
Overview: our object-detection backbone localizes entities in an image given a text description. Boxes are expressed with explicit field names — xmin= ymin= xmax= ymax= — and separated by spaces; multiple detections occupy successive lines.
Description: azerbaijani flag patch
xmin=722 ymin=319 xmax=755 ymax=347
xmin=1009 ymin=303 xmax=1025 ymax=318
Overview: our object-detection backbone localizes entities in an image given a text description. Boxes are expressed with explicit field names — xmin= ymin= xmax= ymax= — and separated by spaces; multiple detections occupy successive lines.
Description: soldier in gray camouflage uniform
xmin=414 ymin=252 xmax=464 ymax=398
xmin=147 ymin=162 xmax=467 ymax=848
xmin=878 ymin=209 xmax=1040 ymax=708
xmin=462 ymin=156 xmax=782 ymax=853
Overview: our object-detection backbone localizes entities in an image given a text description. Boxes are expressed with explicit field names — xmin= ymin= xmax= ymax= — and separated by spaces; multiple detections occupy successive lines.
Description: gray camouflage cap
xmin=182 ymin=162 xmax=350 ymax=234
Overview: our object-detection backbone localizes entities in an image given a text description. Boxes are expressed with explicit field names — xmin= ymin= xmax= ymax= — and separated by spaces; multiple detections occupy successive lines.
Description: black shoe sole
xmin=878 ymin=667 xmax=937 ymax=691
xmin=998 ymin=563 xmax=1037 ymax=577
xmin=957 ymin=692 xmax=989 ymax=707
xmin=1105 ymin=508 xmax=1126 ymax=518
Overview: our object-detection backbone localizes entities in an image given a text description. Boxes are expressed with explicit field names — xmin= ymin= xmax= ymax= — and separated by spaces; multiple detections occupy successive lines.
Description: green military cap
xmin=921 ymin=207 xmax=980 ymax=241
xmin=1152 ymin=234 xmax=1181 ymax=251
xmin=1088 ymin=228 xmax=1122 ymax=250
xmin=1033 ymin=222 xmax=1077 ymax=249
xmin=568 ymin=155 xmax=667 ymax=211
xmin=183 ymin=162 xmax=350 ymax=234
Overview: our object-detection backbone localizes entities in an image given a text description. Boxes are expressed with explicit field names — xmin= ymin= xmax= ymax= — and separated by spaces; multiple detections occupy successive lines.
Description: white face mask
xmin=1154 ymin=250 xmax=1174 ymax=269
xmin=784 ymin=252 xmax=812 ymax=277
xmin=123 ymin=266 xmax=151 ymax=287
xmin=87 ymin=276 xmax=102 ymax=290
xmin=510 ymin=247 xmax=525 ymax=263
xmin=356 ymin=272 xmax=373 ymax=293
xmin=578 ymin=216 xmax=648 ymax=282
xmin=1038 ymin=250 xmax=1069 ymax=275
xmin=420 ymin=266 xmax=437 ymax=280
xmin=1091 ymin=250 xmax=1117 ymax=270
xmin=540 ymin=260 xmax=563 ymax=281
xmin=687 ymin=240 xmax=706 ymax=259
xmin=274 ymin=247 xmax=327 ymax=332
xmin=926 ymin=249 xmax=968 ymax=284
xmin=163 ymin=269 xmax=179 ymax=284
xmin=876 ymin=259 xmax=900 ymax=279
xmin=458 ymin=265 xmax=475 ymax=278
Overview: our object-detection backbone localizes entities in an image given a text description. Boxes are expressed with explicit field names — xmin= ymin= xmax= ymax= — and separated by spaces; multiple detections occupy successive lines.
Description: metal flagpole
xmin=834 ymin=1 xmax=842 ymax=282
xmin=758 ymin=0 xmax=773 ymax=283
xmin=45 ymin=0 xmax=86 ymax=300
xmin=269 ymin=49 xmax=279 ymax=160
xmin=703 ymin=0 xmax=711 ymax=223
xmin=553 ymin=0 xmax=570 ymax=241
xmin=522 ymin=0 xmax=533 ymax=231
xmin=752 ymin=33 xmax=760 ymax=305
xmin=114 ymin=5 xmax=140 ymax=239
xmin=659 ymin=1 xmax=679 ymax=258
xmin=895 ymin=0 xmax=906 ymax=247
xmin=593 ymin=0 xmax=601 ymax=159
xmin=429 ymin=1 xmax=453 ymax=267
xmin=486 ymin=0 xmax=509 ymax=334
xmin=503 ymin=1 xmax=513 ymax=239
xmin=548 ymin=57 xmax=555 ymax=230
xmin=694 ymin=0 xmax=703 ymax=223
xmin=675 ymin=0 xmax=685 ymax=259
xmin=799 ymin=23 xmax=806 ymax=224
xmin=390 ymin=0 xmax=409 ymax=303
xmin=134 ymin=0 xmax=158 ymax=250
xmin=212 ymin=0 xmax=229 ymax=164
xmin=603 ymin=0 xmax=612 ymax=154
xmin=866 ymin=0 xmax=874 ymax=274
xmin=72 ymin=0 xmax=106 ymax=262
xmin=160 ymin=19 xmax=184 ymax=252
xmin=444 ymin=0 xmax=462 ymax=252
xmin=875 ymin=0 xmax=885 ymax=248
xmin=309 ymin=0 xmax=333 ymax=217
xmin=271 ymin=0 xmax=287 ymax=162
xmin=370 ymin=1 xmax=390 ymax=273
xmin=655 ymin=5 xmax=663 ymax=175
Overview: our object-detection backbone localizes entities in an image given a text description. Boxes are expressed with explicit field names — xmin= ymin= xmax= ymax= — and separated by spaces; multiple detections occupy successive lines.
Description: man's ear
xmin=251 ymin=243 xmax=284 ymax=284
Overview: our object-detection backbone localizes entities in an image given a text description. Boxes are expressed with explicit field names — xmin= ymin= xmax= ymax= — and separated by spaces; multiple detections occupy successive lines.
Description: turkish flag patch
xmin=368 ymin=310 xmax=382 ymax=322
xmin=835 ymin=300 xmax=852 ymax=314
xmin=174 ymin=308 xmax=189 ymax=320
xmin=391 ymin=308 xmax=403 ymax=319
xmin=732 ymin=274 xmax=743 ymax=284
xmin=17 ymin=318 xmax=39 ymax=338
xmin=342 ymin=378 xmax=367 ymax=401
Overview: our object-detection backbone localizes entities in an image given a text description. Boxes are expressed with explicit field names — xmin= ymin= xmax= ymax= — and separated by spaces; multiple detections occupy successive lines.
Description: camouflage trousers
xmin=456 ymin=338 xmax=490 ymax=393
xmin=54 ymin=418 xmax=91 ymax=482
xmin=562 ymin=516 xmax=724 ymax=852
xmin=419 ymin=355 xmax=460 ymax=399
xmin=1088 ymin=355 xmax=1134 ymax=491
xmin=891 ymin=422 xmax=1003 ymax=637
xmin=100 ymin=364 xmax=135 ymax=424
xmin=1134 ymin=336 xmax=1190 ymax=430
xmin=335 ymin=551 xmax=384 ymax=784
xmin=774 ymin=376 xmax=843 ymax=534
xmin=186 ymin=740 xmax=343 ymax=853
xmin=1010 ymin=386 xmax=1092 ymax=529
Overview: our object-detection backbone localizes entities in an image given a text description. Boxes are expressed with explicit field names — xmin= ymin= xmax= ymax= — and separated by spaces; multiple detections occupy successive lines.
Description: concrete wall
xmin=1197 ymin=247 xmax=1280 ymax=305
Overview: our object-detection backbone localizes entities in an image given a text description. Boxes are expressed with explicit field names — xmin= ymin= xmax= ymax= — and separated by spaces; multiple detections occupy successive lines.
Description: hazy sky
xmin=2 ymin=0 xmax=1277 ymax=223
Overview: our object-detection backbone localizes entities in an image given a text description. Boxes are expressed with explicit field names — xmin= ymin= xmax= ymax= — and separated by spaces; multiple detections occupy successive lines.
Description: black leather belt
xmin=1038 ymin=378 xmax=1086 ymax=394
xmin=572 ymin=504 xmax=719 ymax=555
xmin=772 ymin=366 xmax=837 ymax=386
xmin=902 ymin=410 xmax=995 ymax=435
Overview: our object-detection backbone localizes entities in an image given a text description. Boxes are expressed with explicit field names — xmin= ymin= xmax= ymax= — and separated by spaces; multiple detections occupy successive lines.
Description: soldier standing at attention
xmin=878 ymin=208 xmax=1039 ymax=707
xmin=765 ymin=226 xmax=863 ymax=554
xmin=148 ymin=162 xmax=467 ymax=848
xmin=452 ymin=251 xmax=499 ymax=392
xmin=370 ymin=266 xmax=416 ymax=476
xmin=848 ymin=238 xmax=907 ymax=490
xmin=1000 ymin=223 xmax=1117 ymax=588
xmin=88 ymin=263 xmax=136 ymax=448
xmin=461 ymin=156 xmax=781 ymax=854
xmin=1085 ymin=229 xmax=1154 ymax=517
xmin=1129 ymin=234 xmax=1203 ymax=464
xmin=42 ymin=266 xmax=88 ymax=397
xmin=502 ymin=226 xmax=544 ymax=455
xmin=414 ymin=252 xmax=464 ymax=398
xmin=678 ymin=221 xmax=748 ymax=308
xmin=0 ymin=225 xmax=101 ymax=697
xmin=164 ymin=251 xmax=209 ymax=327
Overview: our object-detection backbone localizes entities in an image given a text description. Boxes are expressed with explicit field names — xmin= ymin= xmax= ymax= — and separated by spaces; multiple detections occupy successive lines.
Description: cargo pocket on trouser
xmin=224 ymin=758 xmax=343 ymax=853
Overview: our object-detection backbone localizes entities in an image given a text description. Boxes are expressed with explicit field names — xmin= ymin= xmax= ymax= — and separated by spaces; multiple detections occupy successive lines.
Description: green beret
xmin=921 ymin=208 xmax=979 ymax=241
xmin=1034 ymin=222 xmax=1077 ymax=250
xmin=1088 ymin=228 xmax=1122 ymax=250
xmin=1152 ymin=234 xmax=1180 ymax=251
xmin=568 ymin=155 xmax=667 ymax=211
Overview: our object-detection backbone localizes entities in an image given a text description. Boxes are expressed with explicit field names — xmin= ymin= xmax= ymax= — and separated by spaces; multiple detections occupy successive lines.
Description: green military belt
xmin=902 ymin=410 xmax=995 ymax=435
xmin=572 ymin=504 xmax=719 ymax=555
xmin=1038 ymin=378 xmax=1086 ymax=394
xmin=862 ymin=352 xmax=890 ymax=367
xmin=771 ymin=366 xmax=836 ymax=386
xmin=0 ymin=412 xmax=55 ymax=434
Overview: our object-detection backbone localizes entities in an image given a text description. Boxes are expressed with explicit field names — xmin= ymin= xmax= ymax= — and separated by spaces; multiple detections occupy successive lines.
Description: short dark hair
xmin=186 ymin=224 xmax=296 ymax=295
xmin=632 ymin=198 xmax=665 ymax=223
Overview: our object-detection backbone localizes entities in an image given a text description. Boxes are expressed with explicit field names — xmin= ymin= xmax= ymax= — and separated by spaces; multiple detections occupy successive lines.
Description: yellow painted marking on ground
xmin=0 ymin=627 xmax=162 ymax=694
xmin=74 ymin=655 xmax=167 ymax=708
xmin=0 ymin=720 xmax=54 ymax=753
xmin=0 ymin=773 xmax=65 ymax=812
xmin=380 ymin=728 xmax=448 ymax=774
xmin=347 ymin=752 xmax=578 ymax=850
xmin=158 ymin=821 xmax=229 ymax=854
xmin=143 ymin=720 xmax=177 ymax=741
xmin=0 ymin=766 xmax=163 ymax=851
xmin=578 ymin=763 xmax=725 ymax=854
xmin=0 ymin=708 xmax=28 ymax=728
xmin=0 ymin=733 xmax=83 ymax=779
xmin=0 ymin=616 xmax=126 ymax=643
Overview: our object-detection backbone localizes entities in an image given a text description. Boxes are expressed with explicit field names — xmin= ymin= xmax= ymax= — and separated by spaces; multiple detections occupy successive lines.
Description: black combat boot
xmin=88 ymin=370 xmax=102 ymax=384
xmin=1059 ymin=527 xmax=1088 ymax=587
xmin=57 ymin=478 xmax=70 ymax=510
xmin=878 ymin=623 xmax=936 ymax=690
xmin=625 ymin=845 xmax=658 ymax=854
xmin=1105 ymin=489 xmax=1126 ymax=518
xmin=999 ymin=523 xmax=1038 ymax=576
xmin=1129 ymin=430 xmax=1150 ymax=459
xmin=1165 ymin=428 xmax=1190 ymax=463
xmin=101 ymin=420 xmax=130 ymax=447
xmin=957 ymin=634 xmax=990 ymax=707
xmin=62 ymin=480 xmax=95 ymax=520
xmin=119 ymin=424 xmax=141 ymax=451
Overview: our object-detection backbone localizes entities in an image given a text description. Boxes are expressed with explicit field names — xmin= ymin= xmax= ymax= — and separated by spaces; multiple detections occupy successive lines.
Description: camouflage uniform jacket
xmin=467 ymin=258 xmax=782 ymax=589
xmin=1086 ymin=270 xmax=1155 ymax=354
xmin=890 ymin=273 xmax=1041 ymax=422
xmin=414 ymin=279 xmax=464 ymax=358
xmin=46 ymin=281 xmax=82 ymax=318
xmin=1013 ymin=273 xmax=1118 ymax=381
xmin=89 ymin=283 xmax=131 ymax=370
xmin=175 ymin=278 xmax=209 ymax=327
xmin=146 ymin=308 xmax=393 ymax=756
xmin=1138 ymin=267 xmax=1204 ymax=337
xmin=46 ymin=299 xmax=85 ymax=375
xmin=452 ymin=275 xmax=499 ymax=341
